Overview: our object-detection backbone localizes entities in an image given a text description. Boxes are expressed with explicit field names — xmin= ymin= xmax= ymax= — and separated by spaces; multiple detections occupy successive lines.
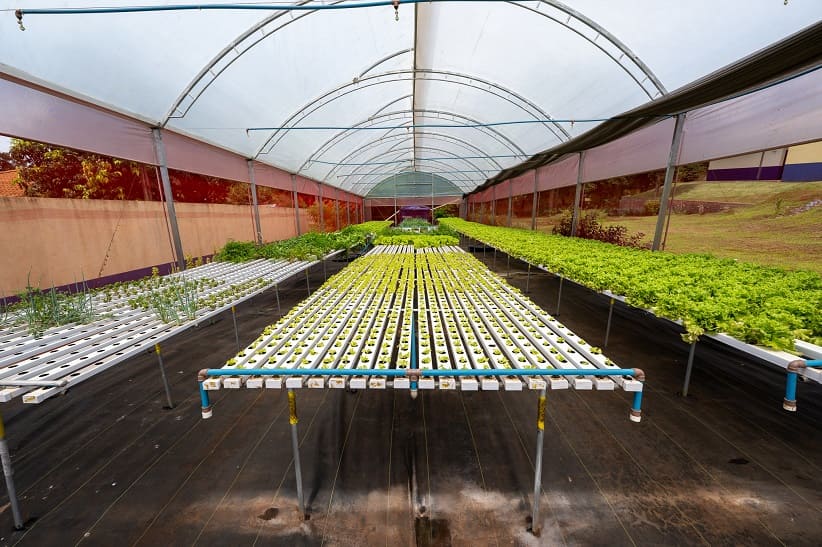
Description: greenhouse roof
xmin=1 ymin=1 xmax=821 ymax=197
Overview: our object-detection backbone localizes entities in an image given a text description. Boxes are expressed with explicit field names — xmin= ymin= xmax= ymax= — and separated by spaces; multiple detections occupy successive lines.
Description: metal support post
xmin=507 ymin=182 xmax=513 ymax=227
xmin=346 ymin=199 xmax=351 ymax=227
xmin=335 ymin=198 xmax=340 ymax=231
xmin=318 ymin=183 xmax=325 ymax=232
xmin=154 ymin=344 xmax=175 ymax=409
xmin=305 ymin=268 xmax=311 ymax=295
xmin=530 ymin=388 xmax=547 ymax=537
xmin=274 ymin=284 xmax=281 ymax=315
xmin=653 ymin=113 xmax=686 ymax=250
xmin=291 ymin=174 xmax=301 ymax=235
xmin=525 ymin=263 xmax=531 ymax=293
xmin=0 ymin=412 xmax=23 ymax=530
xmin=248 ymin=160 xmax=263 ymax=244
xmin=231 ymin=306 xmax=240 ymax=353
xmin=152 ymin=128 xmax=186 ymax=271
xmin=288 ymin=389 xmax=306 ymax=518
xmin=493 ymin=247 xmax=497 ymax=268
xmin=491 ymin=185 xmax=496 ymax=225
xmin=556 ymin=277 xmax=564 ymax=316
xmin=322 ymin=255 xmax=327 ymax=281
xmin=531 ymin=170 xmax=538 ymax=231
xmin=604 ymin=298 xmax=615 ymax=348
xmin=570 ymin=152 xmax=584 ymax=238
xmin=682 ymin=341 xmax=698 ymax=397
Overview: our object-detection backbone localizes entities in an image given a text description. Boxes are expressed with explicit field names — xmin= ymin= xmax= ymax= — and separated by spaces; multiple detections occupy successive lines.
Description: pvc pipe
xmin=0 ymin=413 xmax=23 ymax=529
xmin=783 ymin=372 xmax=798 ymax=412
xmin=199 ymin=381 xmax=212 ymax=419
xmin=202 ymin=367 xmax=643 ymax=378
xmin=410 ymin=312 xmax=418 ymax=399
xmin=630 ymin=390 xmax=643 ymax=423
xmin=530 ymin=388 xmax=546 ymax=537
xmin=154 ymin=344 xmax=174 ymax=409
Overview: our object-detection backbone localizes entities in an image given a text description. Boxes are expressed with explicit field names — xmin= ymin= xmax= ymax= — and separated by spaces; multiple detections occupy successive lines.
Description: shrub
xmin=552 ymin=210 xmax=645 ymax=248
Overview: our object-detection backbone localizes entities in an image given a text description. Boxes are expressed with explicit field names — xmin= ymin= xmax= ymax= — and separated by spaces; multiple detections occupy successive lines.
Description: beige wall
xmin=786 ymin=141 xmax=822 ymax=165
xmin=0 ymin=197 xmax=311 ymax=295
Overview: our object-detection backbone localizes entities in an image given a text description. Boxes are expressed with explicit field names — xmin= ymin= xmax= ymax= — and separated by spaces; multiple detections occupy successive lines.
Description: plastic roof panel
xmin=2 ymin=1 xmax=820 ymax=197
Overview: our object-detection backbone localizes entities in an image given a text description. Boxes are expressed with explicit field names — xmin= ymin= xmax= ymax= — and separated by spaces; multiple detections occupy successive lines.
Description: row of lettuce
xmin=439 ymin=218 xmax=821 ymax=352
xmin=215 ymin=220 xmax=462 ymax=261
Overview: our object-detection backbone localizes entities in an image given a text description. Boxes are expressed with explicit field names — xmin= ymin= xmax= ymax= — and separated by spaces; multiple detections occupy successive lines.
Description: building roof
xmin=0 ymin=169 xmax=24 ymax=197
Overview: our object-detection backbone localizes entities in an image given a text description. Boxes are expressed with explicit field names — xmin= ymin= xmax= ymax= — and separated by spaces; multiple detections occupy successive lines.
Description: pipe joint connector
xmin=787 ymin=360 xmax=806 ymax=373
xmin=632 ymin=368 xmax=646 ymax=382
xmin=197 ymin=369 xmax=210 ymax=383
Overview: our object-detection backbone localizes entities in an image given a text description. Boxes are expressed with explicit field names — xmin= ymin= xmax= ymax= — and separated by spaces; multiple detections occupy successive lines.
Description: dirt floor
xmin=1 ymin=248 xmax=821 ymax=546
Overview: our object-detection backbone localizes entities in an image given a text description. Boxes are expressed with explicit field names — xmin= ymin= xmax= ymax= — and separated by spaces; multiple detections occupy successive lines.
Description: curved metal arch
xmin=340 ymin=149 xmax=478 ymax=191
xmin=301 ymin=108 xmax=527 ymax=171
xmin=254 ymin=68 xmax=570 ymax=157
xmin=341 ymin=146 xmax=489 ymax=191
xmin=162 ymin=0 xmax=666 ymax=126
xmin=319 ymin=131 xmax=504 ymax=181
xmin=344 ymin=153 xmax=477 ymax=192
xmin=365 ymin=172 xmax=465 ymax=197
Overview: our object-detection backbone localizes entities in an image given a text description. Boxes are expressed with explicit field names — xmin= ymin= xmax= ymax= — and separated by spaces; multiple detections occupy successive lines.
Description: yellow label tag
xmin=537 ymin=395 xmax=546 ymax=431
xmin=288 ymin=391 xmax=298 ymax=425
xmin=154 ymin=344 xmax=161 ymax=355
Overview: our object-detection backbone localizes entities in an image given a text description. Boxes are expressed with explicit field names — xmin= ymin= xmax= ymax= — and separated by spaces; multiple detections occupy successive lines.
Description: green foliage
xmin=398 ymin=218 xmax=431 ymax=229
xmin=440 ymin=218 xmax=822 ymax=351
xmin=553 ymin=210 xmax=645 ymax=248
xmin=214 ymin=222 xmax=390 ymax=263
xmin=13 ymin=279 xmax=96 ymax=337
xmin=373 ymin=234 xmax=459 ymax=247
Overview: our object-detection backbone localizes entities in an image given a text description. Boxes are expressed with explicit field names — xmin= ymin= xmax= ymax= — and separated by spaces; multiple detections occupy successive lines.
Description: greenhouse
xmin=0 ymin=1 xmax=821 ymax=544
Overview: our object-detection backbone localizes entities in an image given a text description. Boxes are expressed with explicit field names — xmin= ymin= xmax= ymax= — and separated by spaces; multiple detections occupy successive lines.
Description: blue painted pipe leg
xmin=629 ymin=390 xmax=643 ymax=423
xmin=199 ymin=381 xmax=212 ymax=419
xmin=783 ymin=372 xmax=798 ymax=412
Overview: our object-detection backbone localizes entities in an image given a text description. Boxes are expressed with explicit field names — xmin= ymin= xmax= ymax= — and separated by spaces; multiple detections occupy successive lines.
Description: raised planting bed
xmin=0 ymin=254 xmax=337 ymax=403
xmin=202 ymin=245 xmax=643 ymax=397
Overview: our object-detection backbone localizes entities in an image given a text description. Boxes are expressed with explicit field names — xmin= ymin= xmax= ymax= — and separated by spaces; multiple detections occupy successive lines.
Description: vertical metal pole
xmin=530 ymin=388 xmax=547 ymax=537
xmin=653 ymin=113 xmax=686 ymax=250
xmin=556 ymin=277 xmax=564 ymax=316
xmin=531 ymin=170 xmax=538 ymax=231
xmin=151 ymin=128 xmax=186 ymax=271
xmin=507 ymin=181 xmax=513 ymax=227
xmin=288 ymin=389 xmax=306 ymax=517
xmin=275 ymin=284 xmax=281 ymax=315
xmin=318 ymin=182 xmax=325 ymax=232
xmin=247 ymin=160 xmax=263 ymax=244
xmin=525 ymin=263 xmax=531 ymax=293
xmin=335 ymin=198 xmax=340 ymax=231
xmin=604 ymin=298 xmax=615 ymax=348
xmin=231 ymin=306 xmax=240 ymax=353
xmin=491 ymin=185 xmax=496 ymax=225
xmin=305 ymin=269 xmax=311 ymax=295
xmin=682 ymin=341 xmax=697 ymax=397
xmin=346 ymin=198 xmax=351 ymax=227
xmin=0 ymin=412 xmax=23 ymax=530
xmin=291 ymin=174 xmax=302 ymax=236
xmin=570 ymin=152 xmax=584 ymax=238
xmin=154 ymin=344 xmax=175 ymax=409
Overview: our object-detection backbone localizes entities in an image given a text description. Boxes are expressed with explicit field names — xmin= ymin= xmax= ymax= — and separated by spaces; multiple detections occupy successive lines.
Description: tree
xmin=0 ymin=151 xmax=13 ymax=171
xmin=9 ymin=139 xmax=145 ymax=199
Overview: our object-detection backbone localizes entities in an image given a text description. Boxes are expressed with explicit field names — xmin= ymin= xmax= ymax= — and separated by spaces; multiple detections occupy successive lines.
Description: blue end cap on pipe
xmin=410 ymin=313 xmax=418 ymax=399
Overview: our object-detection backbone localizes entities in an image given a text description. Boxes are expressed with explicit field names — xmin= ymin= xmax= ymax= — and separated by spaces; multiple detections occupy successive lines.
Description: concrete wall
xmin=0 ymin=197 xmax=310 ymax=295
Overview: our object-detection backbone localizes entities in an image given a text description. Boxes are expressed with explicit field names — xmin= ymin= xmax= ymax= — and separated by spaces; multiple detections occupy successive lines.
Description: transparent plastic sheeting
xmin=1 ymin=1 xmax=820 ymax=197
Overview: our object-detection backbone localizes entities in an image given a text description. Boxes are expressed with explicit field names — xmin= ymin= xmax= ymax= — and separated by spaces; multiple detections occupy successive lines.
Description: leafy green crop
xmin=440 ymin=218 xmax=821 ymax=351
xmin=374 ymin=234 xmax=459 ymax=248
xmin=214 ymin=221 xmax=391 ymax=263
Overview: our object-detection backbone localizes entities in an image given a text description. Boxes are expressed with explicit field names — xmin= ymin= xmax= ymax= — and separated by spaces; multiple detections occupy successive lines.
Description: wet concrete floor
xmin=1 ymin=248 xmax=821 ymax=546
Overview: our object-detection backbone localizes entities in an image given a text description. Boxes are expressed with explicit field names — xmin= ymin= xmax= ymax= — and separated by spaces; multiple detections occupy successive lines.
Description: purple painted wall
xmin=706 ymin=165 xmax=784 ymax=181
xmin=782 ymin=162 xmax=822 ymax=182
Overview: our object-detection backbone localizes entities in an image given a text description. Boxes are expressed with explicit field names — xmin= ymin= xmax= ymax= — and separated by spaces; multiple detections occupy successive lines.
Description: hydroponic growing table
xmin=198 ymin=245 xmax=644 ymax=534
xmin=0 ymin=252 xmax=337 ymax=530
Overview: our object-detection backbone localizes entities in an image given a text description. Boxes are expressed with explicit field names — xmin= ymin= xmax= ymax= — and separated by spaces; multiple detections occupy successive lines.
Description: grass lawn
xmin=532 ymin=181 xmax=822 ymax=274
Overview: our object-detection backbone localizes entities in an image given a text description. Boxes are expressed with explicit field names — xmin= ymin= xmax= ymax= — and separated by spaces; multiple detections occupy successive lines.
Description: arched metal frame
xmin=319 ymin=131 xmax=505 ymax=182
xmin=299 ymin=109 xmax=528 ymax=172
xmin=160 ymin=0 xmax=668 ymax=196
xmin=338 ymin=144 xmax=490 ymax=190
xmin=342 ymin=151 xmax=479 ymax=189
xmin=363 ymin=171 xmax=466 ymax=198
xmin=254 ymin=68 xmax=571 ymax=157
